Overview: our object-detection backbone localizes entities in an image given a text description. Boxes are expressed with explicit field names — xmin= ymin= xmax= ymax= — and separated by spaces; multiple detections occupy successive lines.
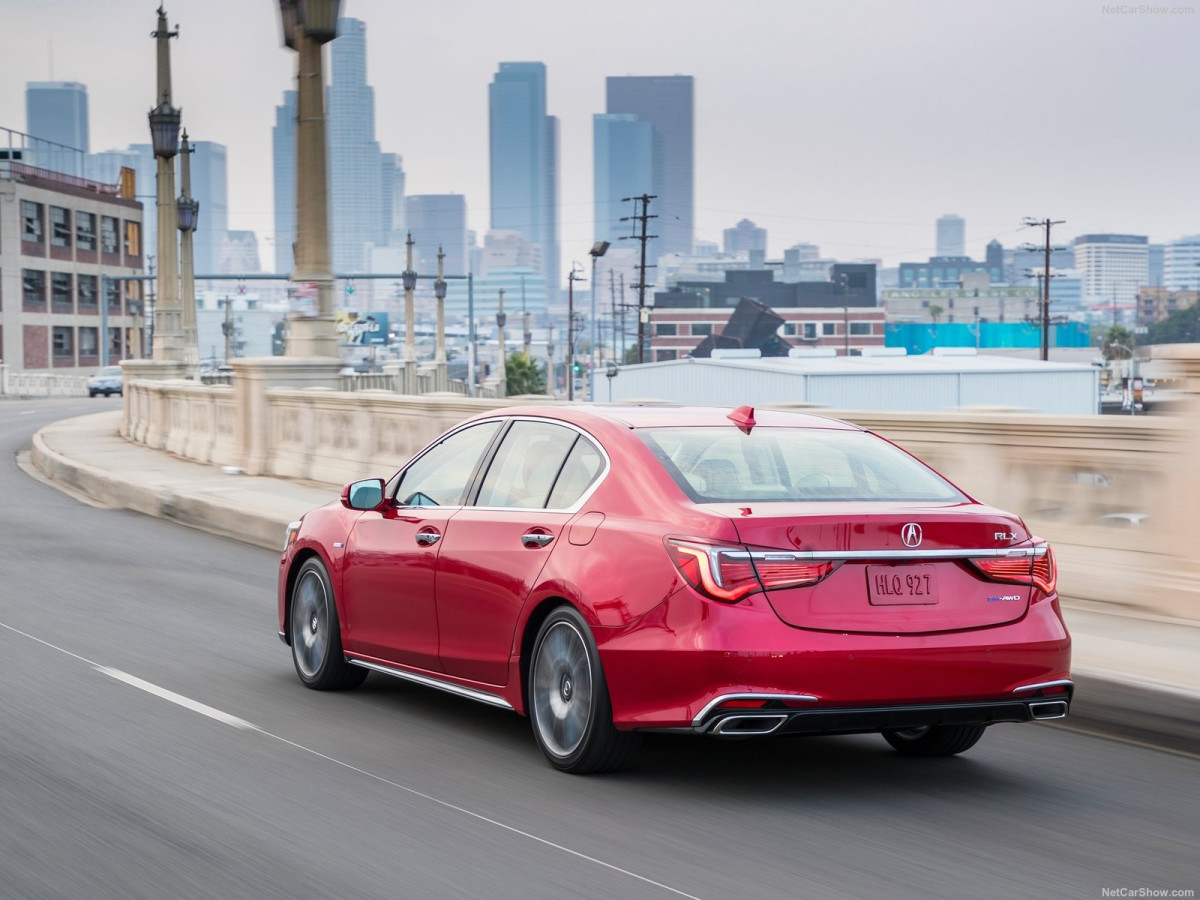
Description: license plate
xmin=867 ymin=565 xmax=940 ymax=606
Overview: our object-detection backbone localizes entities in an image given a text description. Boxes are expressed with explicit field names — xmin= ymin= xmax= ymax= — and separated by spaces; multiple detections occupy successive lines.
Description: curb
xmin=30 ymin=428 xmax=288 ymax=552
xmin=1053 ymin=671 xmax=1200 ymax=756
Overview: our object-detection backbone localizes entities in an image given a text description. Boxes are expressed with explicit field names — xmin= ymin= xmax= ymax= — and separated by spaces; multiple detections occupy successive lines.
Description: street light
xmin=588 ymin=241 xmax=610 ymax=400
xmin=496 ymin=289 xmax=507 ymax=397
xmin=148 ymin=105 xmax=181 ymax=158
xmin=148 ymin=5 xmax=182 ymax=365
xmin=176 ymin=128 xmax=200 ymax=370
xmin=434 ymin=246 xmax=447 ymax=390
xmin=402 ymin=231 xmax=417 ymax=391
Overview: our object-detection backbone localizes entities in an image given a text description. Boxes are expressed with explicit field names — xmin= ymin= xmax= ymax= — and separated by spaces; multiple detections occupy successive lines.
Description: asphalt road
xmin=1 ymin=398 xmax=1196 ymax=900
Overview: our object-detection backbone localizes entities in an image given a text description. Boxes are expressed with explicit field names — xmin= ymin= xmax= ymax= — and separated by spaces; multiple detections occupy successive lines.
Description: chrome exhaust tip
xmin=1029 ymin=700 xmax=1069 ymax=721
xmin=710 ymin=714 xmax=788 ymax=736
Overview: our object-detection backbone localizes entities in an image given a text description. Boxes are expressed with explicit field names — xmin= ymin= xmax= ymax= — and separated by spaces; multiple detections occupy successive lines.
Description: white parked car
xmin=88 ymin=366 xmax=124 ymax=397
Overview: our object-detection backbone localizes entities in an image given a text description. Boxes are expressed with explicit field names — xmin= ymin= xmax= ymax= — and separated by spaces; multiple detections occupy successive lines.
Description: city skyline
xmin=3 ymin=0 xmax=1198 ymax=278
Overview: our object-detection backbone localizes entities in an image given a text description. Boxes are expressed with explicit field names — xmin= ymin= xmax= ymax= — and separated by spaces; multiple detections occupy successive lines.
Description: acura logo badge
xmin=902 ymin=523 xmax=923 ymax=548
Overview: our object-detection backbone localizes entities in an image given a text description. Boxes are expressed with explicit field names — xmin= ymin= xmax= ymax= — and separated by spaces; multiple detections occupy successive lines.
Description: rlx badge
xmin=901 ymin=523 xmax=922 ymax=548
xmin=994 ymin=532 xmax=1016 ymax=541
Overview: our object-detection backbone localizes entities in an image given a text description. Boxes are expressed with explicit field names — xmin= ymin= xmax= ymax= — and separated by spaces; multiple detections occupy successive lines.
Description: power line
xmin=619 ymin=194 xmax=656 ymax=364
xmin=1021 ymin=216 xmax=1066 ymax=361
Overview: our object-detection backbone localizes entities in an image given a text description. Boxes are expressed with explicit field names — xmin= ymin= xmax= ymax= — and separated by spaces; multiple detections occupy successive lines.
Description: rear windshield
xmin=637 ymin=426 xmax=967 ymax=503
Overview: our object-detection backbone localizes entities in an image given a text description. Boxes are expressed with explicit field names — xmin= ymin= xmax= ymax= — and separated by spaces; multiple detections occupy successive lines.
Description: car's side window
xmin=546 ymin=437 xmax=604 ymax=509
xmin=475 ymin=421 xmax=578 ymax=509
xmin=394 ymin=421 xmax=501 ymax=507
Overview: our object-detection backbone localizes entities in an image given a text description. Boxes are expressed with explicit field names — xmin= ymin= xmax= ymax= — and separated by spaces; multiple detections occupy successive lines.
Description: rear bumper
xmin=596 ymin=587 xmax=1072 ymax=730
xmin=690 ymin=691 xmax=1072 ymax=738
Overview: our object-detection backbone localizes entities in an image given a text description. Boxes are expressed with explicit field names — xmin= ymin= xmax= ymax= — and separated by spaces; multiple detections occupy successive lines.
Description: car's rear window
xmin=637 ymin=427 xmax=966 ymax=503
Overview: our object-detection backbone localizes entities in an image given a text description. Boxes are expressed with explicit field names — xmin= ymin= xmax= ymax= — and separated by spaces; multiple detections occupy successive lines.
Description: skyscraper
xmin=272 ymin=90 xmax=297 ymax=275
xmin=406 ymin=194 xmax=468 ymax=277
xmin=605 ymin=76 xmax=694 ymax=258
xmin=593 ymin=114 xmax=653 ymax=245
xmin=936 ymin=214 xmax=965 ymax=257
xmin=189 ymin=141 xmax=228 ymax=276
xmin=25 ymin=81 xmax=89 ymax=175
xmin=381 ymin=153 xmax=406 ymax=245
xmin=489 ymin=62 xmax=559 ymax=295
xmin=1164 ymin=235 xmax=1200 ymax=291
xmin=328 ymin=17 xmax=383 ymax=274
xmin=1074 ymin=234 xmax=1149 ymax=308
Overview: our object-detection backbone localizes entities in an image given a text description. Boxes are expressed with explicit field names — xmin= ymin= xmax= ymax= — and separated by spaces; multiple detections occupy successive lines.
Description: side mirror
xmin=341 ymin=478 xmax=386 ymax=511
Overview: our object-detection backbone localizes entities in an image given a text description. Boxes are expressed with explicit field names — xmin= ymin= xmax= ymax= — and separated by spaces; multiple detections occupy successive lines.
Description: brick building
xmin=1 ymin=160 xmax=144 ymax=371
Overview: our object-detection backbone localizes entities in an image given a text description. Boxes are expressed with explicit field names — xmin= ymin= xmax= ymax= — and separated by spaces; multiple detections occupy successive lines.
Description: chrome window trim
xmin=692 ymin=692 xmax=818 ymax=727
xmin=1012 ymin=679 xmax=1074 ymax=694
xmin=347 ymin=658 xmax=515 ymax=710
xmin=718 ymin=546 xmax=1048 ymax=562
xmin=389 ymin=418 xmax=506 ymax=510
xmin=466 ymin=416 xmax=612 ymax=514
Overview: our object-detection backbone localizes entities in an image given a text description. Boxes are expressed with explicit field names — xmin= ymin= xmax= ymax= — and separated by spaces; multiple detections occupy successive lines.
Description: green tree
xmin=1099 ymin=325 xmax=1135 ymax=361
xmin=505 ymin=352 xmax=546 ymax=396
xmin=1144 ymin=302 xmax=1200 ymax=345
xmin=928 ymin=304 xmax=944 ymax=324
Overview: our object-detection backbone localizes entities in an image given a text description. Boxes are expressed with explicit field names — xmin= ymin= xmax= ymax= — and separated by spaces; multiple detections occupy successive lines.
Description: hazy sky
xmin=3 ymin=0 xmax=1198 ymax=271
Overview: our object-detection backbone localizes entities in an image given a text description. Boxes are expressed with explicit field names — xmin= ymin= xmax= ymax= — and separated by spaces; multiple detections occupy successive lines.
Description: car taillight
xmin=753 ymin=555 xmax=834 ymax=591
xmin=667 ymin=540 xmax=834 ymax=603
xmin=1031 ymin=545 xmax=1057 ymax=594
xmin=667 ymin=541 xmax=761 ymax=602
xmin=970 ymin=542 xmax=1057 ymax=596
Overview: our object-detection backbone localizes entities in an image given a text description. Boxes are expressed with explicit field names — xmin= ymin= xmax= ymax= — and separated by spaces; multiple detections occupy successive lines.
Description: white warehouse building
xmin=606 ymin=349 xmax=1100 ymax=415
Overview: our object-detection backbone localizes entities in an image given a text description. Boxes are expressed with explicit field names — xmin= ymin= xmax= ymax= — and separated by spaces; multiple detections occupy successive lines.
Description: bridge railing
xmin=0 ymin=365 xmax=90 ymax=398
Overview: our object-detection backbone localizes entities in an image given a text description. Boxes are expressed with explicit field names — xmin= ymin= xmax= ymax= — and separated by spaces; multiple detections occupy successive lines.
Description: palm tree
xmin=505 ymin=352 xmax=546 ymax=396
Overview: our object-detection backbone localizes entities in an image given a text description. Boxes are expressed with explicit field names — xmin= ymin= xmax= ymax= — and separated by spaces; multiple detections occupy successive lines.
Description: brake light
xmin=1031 ymin=545 xmax=1057 ymax=594
xmin=667 ymin=540 xmax=834 ymax=603
xmin=970 ymin=543 xmax=1057 ymax=596
xmin=667 ymin=541 xmax=761 ymax=602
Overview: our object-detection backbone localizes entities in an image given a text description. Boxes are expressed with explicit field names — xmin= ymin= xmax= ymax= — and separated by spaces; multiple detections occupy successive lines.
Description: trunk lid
xmin=711 ymin=501 xmax=1033 ymax=634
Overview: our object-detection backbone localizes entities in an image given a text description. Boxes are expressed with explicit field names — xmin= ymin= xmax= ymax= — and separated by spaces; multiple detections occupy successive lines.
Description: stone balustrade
xmin=1 ymin=365 xmax=90 ymax=397
xmin=118 ymin=348 xmax=1200 ymax=621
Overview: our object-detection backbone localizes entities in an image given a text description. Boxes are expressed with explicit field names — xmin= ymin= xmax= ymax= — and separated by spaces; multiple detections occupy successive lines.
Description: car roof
xmin=483 ymin=404 xmax=862 ymax=432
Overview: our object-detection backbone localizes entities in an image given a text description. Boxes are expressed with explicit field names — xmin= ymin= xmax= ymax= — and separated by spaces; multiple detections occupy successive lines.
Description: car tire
xmin=881 ymin=724 xmax=986 ymax=757
xmin=289 ymin=557 xmax=367 ymax=691
xmin=89 ymin=390 xmax=97 ymax=397
xmin=528 ymin=605 xmax=640 ymax=774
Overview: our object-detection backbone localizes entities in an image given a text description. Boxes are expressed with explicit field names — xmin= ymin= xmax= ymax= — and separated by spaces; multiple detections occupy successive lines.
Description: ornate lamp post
xmin=148 ymin=5 xmax=182 ymax=365
xmin=434 ymin=247 xmax=447 ymax=391
xmin=177 ymin=129 xmax=200 ymax=370
xmin=496 ymin=289 xmax=507 ymax=398
xmin=278 ymin=0 xmax=341 ymax=358
xmin=402 ymin=231 xmax=418 ymax=392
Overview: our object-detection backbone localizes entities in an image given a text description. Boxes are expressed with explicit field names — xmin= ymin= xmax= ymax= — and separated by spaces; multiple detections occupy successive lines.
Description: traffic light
xmin=572 ymin=361 xmax=581 ymax=374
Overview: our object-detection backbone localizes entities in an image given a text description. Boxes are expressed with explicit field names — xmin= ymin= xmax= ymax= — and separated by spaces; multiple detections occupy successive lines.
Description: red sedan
xmin=278 ymin=405 xmax=1071 ymax=773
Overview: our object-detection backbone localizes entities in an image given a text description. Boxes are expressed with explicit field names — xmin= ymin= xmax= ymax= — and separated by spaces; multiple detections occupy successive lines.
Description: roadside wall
xmin=120 ymin=348 xmax=1200 ymax=621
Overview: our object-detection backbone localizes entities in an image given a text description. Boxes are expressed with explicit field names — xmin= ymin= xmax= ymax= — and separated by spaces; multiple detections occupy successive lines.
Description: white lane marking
xmin=18 ymin=410 xmax=37 ymax=415
xmin=253 ymin=729 xmax=706 ymax=900
xmin=95 ymin=667 xmax=260 ymax=731
xmin=0 ymin=619 xmax=705 ymax=900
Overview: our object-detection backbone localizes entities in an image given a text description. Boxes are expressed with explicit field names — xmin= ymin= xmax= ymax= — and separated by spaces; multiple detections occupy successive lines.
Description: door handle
xmin=415 ymin=530 xmax=441 ymax=546
xmin=522 ymin=532 xmax=554 ymax=548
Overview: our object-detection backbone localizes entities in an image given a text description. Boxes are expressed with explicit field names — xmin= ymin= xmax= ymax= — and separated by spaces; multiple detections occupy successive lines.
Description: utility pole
xmin=620 ymin=194 xmax=657 ymax=364
xmin=1022 ymin=217 xmax=1065 ymax=361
